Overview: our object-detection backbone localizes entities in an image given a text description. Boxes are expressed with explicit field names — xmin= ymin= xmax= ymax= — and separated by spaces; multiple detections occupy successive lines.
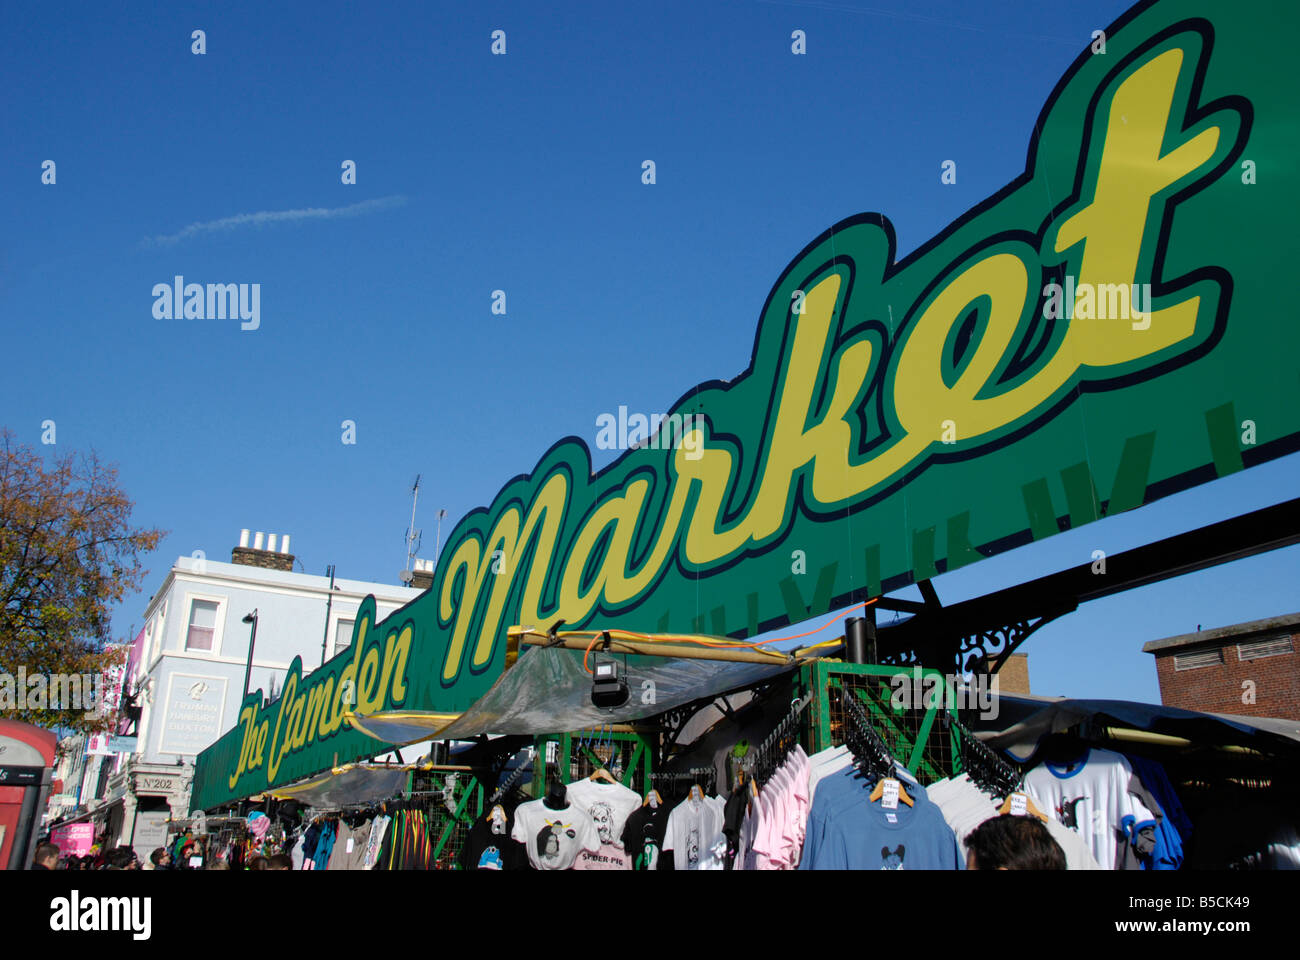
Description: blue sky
xmin=3 ymin=0 xmax=1295 ymax=704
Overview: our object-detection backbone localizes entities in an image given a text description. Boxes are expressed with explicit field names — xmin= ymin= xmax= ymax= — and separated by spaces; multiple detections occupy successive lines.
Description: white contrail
xmin=141 ymin=195 xmax=408 ymax=247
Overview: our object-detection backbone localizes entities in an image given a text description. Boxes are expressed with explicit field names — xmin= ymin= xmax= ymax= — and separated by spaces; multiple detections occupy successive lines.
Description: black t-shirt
xmin=462 ymin=817 xmax=526 ymax=871
xmin=621 ymin=804 xmax=669 ymax=871
xmin=723 ymin=785 xmax=749 ymax=868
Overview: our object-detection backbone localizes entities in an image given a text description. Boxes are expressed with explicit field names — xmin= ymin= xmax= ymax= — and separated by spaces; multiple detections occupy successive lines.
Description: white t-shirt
xmin=664 ymin=793 xmax=725 ymax=870
xmin=1024 ymin=748 xmax=1156 ymax=870
xmin=562 ymin=779 xmax=642 ymax=849
xmin=511 ymin=798 xmax=600 ymax=870
xmin=927 ymin=775 xmax=1101 ymax=870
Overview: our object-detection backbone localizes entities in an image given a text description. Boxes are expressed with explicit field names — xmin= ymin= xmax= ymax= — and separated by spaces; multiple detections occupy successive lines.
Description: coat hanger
xmin=589 ymin=767 xmax=618 ymax=784
xmin=997 ymin=791 xmax=1049 ymax=822
xmin=867 ymin=776 xmax=915 ymax=807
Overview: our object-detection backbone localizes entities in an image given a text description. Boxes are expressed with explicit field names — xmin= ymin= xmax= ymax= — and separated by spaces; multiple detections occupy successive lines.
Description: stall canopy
xmin=974 ymin=695 xmax=1300 ymax=760
xmin=347 ymin=644 xmax=801 ymax=746
xmin=260 ymin=763 xmax=413 ymax=808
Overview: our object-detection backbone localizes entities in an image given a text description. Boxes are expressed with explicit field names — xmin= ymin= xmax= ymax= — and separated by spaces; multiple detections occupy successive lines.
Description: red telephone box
xmin=0 ymin=720 xmax=57 ymax=870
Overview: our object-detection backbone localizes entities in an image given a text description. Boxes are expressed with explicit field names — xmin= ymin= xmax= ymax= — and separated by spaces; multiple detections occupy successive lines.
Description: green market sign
xmin=193 ymin=0 xmax=1299 ymax=810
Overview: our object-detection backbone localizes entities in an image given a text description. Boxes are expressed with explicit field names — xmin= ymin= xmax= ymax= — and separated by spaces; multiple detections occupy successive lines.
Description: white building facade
xmin=57 ymin=531 xmax=422 ymax=862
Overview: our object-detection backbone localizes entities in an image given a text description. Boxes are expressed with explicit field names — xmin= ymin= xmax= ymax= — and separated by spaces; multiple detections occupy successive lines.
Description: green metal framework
xmin=406 ymin=768 xmax=486 ymax=868
xmin=532 ymin=729 xmax=656 ymax=797
xmin=801 ymin=661 xmax=960 ymax=786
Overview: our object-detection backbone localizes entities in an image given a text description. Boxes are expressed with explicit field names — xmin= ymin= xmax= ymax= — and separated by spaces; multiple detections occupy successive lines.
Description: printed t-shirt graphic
xmin=573 ymin=843 xmax=632 ymax=870
xmin=463 ymin=817 xmax=523 ymax=871
xmin=664 ymin=794 xmax=726 ymax=870
xmin=563 ymin=779 xmax=641 ymax=847
xmin=511 ymin=798 xmax=600 ymax=870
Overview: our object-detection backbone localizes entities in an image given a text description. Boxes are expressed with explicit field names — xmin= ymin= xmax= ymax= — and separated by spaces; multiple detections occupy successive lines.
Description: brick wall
xmin=1154 ymin=636 xmax=1300 ymax=720
xmin=230 ymin=546 xmax=295 ymax=573
xmin=994 ymin=653 xmax=1031 ymax=695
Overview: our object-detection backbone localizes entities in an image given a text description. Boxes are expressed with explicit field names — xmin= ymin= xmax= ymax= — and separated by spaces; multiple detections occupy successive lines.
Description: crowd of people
xmin=29 ymin=838 xmax=293 ymax=871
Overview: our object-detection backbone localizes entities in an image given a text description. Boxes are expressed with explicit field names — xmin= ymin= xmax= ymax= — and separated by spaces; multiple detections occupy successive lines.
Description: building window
xmin=1174 ymin=647 xmax=1224 ymax=671
xmin=1238 ymin=635 xmax=1294 ymax=661
xmin=186 ymin=599 xmax=220 ymax=651
xmin=334 ymin=619 xmax=355 ymax=658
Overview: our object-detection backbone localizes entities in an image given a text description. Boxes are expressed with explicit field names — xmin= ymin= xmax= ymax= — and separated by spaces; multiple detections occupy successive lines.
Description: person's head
xmin=266 ymin=854 xmax=292 ymax=871
xmin=150 ymin=847 xmax=169 ymax=867
xmin=207 ymin=859 xmax=230 ymax=870
xmin=248 ymin=856 xmax=269 ymax=871
xmin=110 ymin=846 xmax=137 ymax=870
xmin=965 ymin=815 xmax=1066 ymax=870
xmin=33 ymin=842 xmax=60 ymax=869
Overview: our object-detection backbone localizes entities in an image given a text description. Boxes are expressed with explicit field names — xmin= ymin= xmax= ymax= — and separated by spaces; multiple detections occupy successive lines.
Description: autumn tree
xmin=0 ymin=430 xmax=164 ymax=732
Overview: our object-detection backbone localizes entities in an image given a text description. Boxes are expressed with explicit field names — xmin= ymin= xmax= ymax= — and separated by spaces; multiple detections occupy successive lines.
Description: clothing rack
xmin=946 ymin=713 xmax=1022 ymax=798
xmin=744 ymin=691 xmax=814 ymax=785
xmin=841 ymin=688 xmax=899 ymax=784
xmin=488 ymin=761 xmax=530 ymax=804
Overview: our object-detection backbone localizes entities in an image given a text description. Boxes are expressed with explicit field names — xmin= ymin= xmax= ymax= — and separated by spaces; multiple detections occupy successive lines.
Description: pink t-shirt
xmin=573 ymin=843 xmax=632 ymax=870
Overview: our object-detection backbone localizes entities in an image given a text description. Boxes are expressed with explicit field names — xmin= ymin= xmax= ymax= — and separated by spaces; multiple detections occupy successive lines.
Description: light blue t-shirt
xmin=800 ymin=767 xmax=962 ymax=870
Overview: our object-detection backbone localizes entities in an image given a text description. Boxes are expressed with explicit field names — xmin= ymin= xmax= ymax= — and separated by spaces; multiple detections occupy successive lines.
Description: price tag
xmin=346 ymin=838 xmax=355 ymax=854
xmin=189 ymin=856 xmax=202 ymax=868
xmin=881 ymin=778 xmax=900 ymax=810
xmin=1008 ymin=792 xmax=1029 ymax=816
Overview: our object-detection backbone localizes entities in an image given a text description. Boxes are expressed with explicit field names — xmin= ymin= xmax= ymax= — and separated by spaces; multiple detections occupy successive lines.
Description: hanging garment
xmin=361 ymin=815 xmax=391 ymax=870
xmin=301 ymin=821 xmax=322 ymax=864
xmin=1023 ymin=748 xmax=1157 ymax=870
xmin=463 ymin=815 xmax=525 ymax=871
xmin=563 ymin=779 xmax=641 ymax=862
xmin=663 ymin=792 xmax=727 ymax=870
xmin=800 ymin=767 xmax=962 ymax=870
xmin=511 ymin=799 xmax=600 ymax=870
xmin=926 ymin=774 xmax=1101 ymax=870
xmin=312 ymin=821 xmax=337 ymax=871
xmin=622 ymin=803 xmax=669 ymax=870
xmin=1123 ymin=755 xmax=1188 ymax=871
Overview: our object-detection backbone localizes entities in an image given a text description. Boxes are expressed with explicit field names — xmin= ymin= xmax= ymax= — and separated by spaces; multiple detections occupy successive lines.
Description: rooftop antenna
xmin=400 ymin=474 xmax=422 ymax=584
xmin=434 ymin=508 xmax=447 ymax=566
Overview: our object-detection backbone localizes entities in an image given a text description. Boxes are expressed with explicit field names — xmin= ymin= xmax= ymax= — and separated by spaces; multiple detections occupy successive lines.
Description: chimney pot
xmin=280 ymin=534 xmax=290 ymax=555
xmin=267 ymin=533 xmax=278 ymax=553
xmin=239 ymin=529 xmax=250 ymax=548
xmin=253 ymin=531 xmax=265 ymax=551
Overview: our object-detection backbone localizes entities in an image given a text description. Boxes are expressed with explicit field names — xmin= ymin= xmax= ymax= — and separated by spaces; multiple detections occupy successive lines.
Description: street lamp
xmin=241 ymin=610 xmax=259 ymax=701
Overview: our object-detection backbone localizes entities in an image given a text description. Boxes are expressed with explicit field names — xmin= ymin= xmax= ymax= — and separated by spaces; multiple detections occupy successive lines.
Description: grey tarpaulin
xmin=266 ymin=764 xmax=411 ymax=808
xmin=348 ymin=645 xmax=800 ymax=745
xmin=974 ymin=695 xmax=1300 ymax=761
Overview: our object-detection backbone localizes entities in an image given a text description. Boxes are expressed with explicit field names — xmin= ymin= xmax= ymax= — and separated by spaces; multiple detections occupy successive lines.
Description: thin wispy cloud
xmin=140 ymin=195 xmax=408 ymax=248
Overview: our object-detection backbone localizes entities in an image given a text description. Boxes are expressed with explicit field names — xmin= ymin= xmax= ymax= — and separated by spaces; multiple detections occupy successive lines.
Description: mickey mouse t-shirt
xmin=511 ymin=798 xmax=600 ymax=870
xmin=799 ymin=768 xmax=962 ymax=870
